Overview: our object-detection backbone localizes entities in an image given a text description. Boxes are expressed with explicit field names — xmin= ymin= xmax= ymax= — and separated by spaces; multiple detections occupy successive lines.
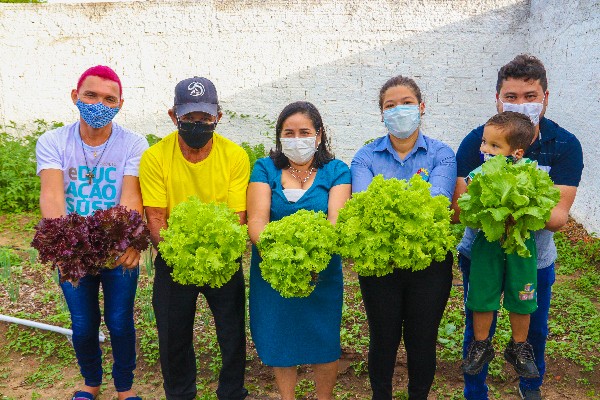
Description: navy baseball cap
xmin=173 ymin=77 xmax=219 ymax=117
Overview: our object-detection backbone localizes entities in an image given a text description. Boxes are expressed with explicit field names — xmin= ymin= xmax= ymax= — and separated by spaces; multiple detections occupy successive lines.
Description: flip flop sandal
xmin=72 ymin=391 xmax=96 ymax=400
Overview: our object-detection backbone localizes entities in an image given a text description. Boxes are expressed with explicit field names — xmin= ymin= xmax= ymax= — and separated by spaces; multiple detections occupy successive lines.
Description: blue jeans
xmin=460 ymin=254 xmax=555 ymax=400
xmin=60 ymin=266 xmax=139 ymax=392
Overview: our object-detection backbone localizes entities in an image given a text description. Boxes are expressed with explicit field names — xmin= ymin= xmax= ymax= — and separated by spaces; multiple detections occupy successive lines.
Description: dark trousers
xmin=153 ymin=253 xmax=248 ymax=400
xmin=359 ymin=252 xmax=453 ymax=400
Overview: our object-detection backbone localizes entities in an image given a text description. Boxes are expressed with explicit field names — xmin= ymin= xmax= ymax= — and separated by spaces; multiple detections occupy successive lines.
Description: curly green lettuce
xmin=257 ymin=209 xmax=337 ymax=298
xmin=337 ymin=174 xmax=455 ymax=276
xmin=458 ymin=155 xmax=560 ymax=257
xmin=158 ymin=197 xmax=248 ymax=287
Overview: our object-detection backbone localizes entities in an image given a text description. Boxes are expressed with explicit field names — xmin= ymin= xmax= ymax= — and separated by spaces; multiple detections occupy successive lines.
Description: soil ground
xmin=0 ymin=215 xmax=598 ymax=400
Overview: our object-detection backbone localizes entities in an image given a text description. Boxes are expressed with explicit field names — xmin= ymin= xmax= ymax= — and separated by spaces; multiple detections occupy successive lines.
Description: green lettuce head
xmin=336 ymin=174 xmax=455 ymax=276
xmin=158 ymin=197 xmax=248 ymax=287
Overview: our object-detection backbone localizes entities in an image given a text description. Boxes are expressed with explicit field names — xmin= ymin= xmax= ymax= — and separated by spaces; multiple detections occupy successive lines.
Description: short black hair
xmin=496 ymin=54 xmax=548 ymax=93
xmin=485 ymin=111 xmax=535 ymax=152
xmin=378 ymin=75 xmax=422 ymax=112
xmin=269 ymin=101 xmax=334 ymax=169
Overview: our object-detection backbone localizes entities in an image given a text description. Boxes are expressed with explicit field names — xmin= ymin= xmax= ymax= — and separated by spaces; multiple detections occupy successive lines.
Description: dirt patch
xmin=0 ymin=218 xmax=598 ymax=399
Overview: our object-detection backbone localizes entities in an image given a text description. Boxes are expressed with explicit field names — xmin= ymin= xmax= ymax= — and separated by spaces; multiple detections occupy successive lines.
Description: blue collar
xmin=374 ymin=131 xmax=428 ymax=156
xmin=537 ymin=117 xmax=557 ymax=143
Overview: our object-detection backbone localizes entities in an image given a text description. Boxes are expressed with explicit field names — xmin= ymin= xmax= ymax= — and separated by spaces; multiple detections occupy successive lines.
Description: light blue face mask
xmin=383 ymin=104 xmax=421 ymax=139
xmin=76 ymin=100 xmax=120 ymax=129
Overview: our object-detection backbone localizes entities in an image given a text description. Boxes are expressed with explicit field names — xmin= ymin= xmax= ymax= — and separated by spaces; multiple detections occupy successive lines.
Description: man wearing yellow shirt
xmin=139 ymin=77 xmax=250 ymax=400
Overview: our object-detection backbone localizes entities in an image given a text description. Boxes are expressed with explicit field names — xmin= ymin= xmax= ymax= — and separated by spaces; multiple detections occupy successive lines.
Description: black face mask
xmin=177 ymin=120 xmax=216 ymax=149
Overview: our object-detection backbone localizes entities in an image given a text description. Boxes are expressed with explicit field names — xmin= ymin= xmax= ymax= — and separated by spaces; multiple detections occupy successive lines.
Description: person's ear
xmin=168 ymin=109 xmax=178 ymax=126
xmin=71 ymin=89 xmax=78 ymax=105
xmin=513 ymin=148 xmax=525 ymax=160
xmin=419 ymin=102 xmax=426 ymax=116
xmin=216 ymin=111 xmax=223 ymax=124
xmin=495 ymin=93 xmax=502 ymax=113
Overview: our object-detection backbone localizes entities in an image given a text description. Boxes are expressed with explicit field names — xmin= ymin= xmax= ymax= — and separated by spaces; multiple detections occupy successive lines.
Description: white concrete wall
xmin=0 ymin=0 xmax=598 ymax=233
xmin=528 ymin=0 xmax=600 ymax=235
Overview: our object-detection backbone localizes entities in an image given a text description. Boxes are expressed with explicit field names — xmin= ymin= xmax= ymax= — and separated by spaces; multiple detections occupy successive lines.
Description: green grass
xmin=0 ymin=214 xmax=599 ymax=397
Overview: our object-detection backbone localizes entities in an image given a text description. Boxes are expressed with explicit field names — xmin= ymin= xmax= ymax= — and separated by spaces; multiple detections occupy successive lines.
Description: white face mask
xmin=383 ymin=104 xmax=421 ymax=139
xmin=499 ymin=96 xmax=545 ymax=126
xmin=280 ymin=137 xmax=318 ymax=165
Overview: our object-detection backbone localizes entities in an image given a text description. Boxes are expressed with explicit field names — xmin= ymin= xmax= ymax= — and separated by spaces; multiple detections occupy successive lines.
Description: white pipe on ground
xmin=0 ymin=314 xmax=106 ymax=343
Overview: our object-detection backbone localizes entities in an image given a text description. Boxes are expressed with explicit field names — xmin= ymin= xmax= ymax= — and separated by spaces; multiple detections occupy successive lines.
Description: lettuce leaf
xmin=158 ymin=197 xmax=248 ymax=288
xmin=88 ymin=205 xmax=150 ymax=268
xmin=336 ymin=174 xmax=455 ymax=276
xmin=31 ymin=206 xmax=150 ymax=283
xmin=257 ymin=209 xmax=337 ymax=298
xmin=457 ymin=155 xmax=561 ymax=257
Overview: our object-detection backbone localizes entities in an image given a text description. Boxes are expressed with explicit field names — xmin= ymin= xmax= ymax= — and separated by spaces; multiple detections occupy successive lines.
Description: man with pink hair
xmin=36 ymin=65 xmax=148 ymax=400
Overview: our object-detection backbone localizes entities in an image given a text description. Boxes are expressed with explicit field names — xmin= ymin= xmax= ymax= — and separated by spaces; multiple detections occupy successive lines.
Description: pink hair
xmin=77 ymin=65 xmax=122 ymax=96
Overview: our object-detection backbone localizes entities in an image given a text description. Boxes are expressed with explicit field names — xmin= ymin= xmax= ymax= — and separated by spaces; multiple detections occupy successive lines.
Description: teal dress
xmin=249 ymin=157 xmax=351 ymax=367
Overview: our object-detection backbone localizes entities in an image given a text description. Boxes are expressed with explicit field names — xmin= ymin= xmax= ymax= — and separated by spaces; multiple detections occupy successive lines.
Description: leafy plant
xmin=257 ymin=209 xmax=337 ymax=298
xmin=145 ymin=133 xmax=162 ymax=147
xmin=0 ymin=120 xmax=63 ymax=212
xmin=0 ymin=247 xmax=22 ymax=302
xmin=31 ymin=206 xmax=150 ymax=282
xmin=87 ymin=205 xmax=150 ymax=267
xmin=336 ymin=174 xmax=455 ymax=276
xmin=458 ymin=156 xmax=560 ymax=257
xmin=31 ymin=213 xmax=94 ymax=282
xmin=240 ymin=142 xmax=267 ymax=171
xmin=159 ymin=197 xmax=247 ymax=287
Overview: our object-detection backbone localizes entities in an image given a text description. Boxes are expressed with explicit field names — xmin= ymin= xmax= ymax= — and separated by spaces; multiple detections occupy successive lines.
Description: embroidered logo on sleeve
xmin=416 ymin=168 xmax=429 ymax=182
xmin=519 ymin=283 xmax=536 ymax=301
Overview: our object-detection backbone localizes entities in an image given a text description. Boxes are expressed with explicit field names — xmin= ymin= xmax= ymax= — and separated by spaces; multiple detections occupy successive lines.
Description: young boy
xmin=462 ymin=111 xmax=540 ymax=379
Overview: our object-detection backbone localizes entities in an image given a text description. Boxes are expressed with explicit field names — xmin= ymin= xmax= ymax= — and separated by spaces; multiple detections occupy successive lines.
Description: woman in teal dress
xmin=247 ymin=101 xmax=351 ymax=400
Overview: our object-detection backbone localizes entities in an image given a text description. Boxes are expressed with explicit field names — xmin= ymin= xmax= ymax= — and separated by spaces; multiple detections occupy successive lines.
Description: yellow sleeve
xmin=139 ymin=149 xmax=167 ymax=208
xmin=227 ymin=148 xmax=250 ymax=212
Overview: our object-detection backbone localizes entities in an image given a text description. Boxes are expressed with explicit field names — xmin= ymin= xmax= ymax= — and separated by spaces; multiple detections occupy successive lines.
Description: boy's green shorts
xmin=466 ymin=231 xmax=538 ymax=314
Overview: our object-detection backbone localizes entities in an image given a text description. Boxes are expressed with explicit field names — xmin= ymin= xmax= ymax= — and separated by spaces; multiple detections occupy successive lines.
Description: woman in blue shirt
xmin=247 ymin=101 xmax=351 ymax=400
xmin=351 ymin=76 xmax=457 ymax=400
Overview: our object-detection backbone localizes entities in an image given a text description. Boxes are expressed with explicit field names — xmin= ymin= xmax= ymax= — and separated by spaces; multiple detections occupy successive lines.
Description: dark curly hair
xmin=269 ymin=101 xmax=334 ymax=169
xmin=497 ymin=54 xmax=548 ymax=93
xmin=485 ymin=111 xmax=535 ymax=152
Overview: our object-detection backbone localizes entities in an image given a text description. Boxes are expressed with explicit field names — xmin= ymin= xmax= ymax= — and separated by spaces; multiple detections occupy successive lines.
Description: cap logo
xmin=187 ymin=82 xmax=205 ymax=97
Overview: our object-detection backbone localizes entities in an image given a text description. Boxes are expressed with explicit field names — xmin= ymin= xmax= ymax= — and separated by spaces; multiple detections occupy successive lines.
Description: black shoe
xmin=504 ymin=339 xmax=540 ymax=378
xmin=462 ymin=338 xmax=495 ymax=375
xmin=519 ymin=386 xmax=542 ymax=400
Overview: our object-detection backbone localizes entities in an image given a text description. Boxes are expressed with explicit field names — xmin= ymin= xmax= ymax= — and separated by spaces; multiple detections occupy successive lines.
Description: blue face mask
xmin=383 ymin=104 xmax=421 ymax=139
xmin=480 ymin=152 xmax=515 ymax=164
xmin=76 ymin=100 xmax=120 ymax=129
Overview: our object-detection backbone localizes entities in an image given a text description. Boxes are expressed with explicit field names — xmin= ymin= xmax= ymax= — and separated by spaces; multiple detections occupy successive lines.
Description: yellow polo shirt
xmin=139 ymin=131 xmax=250 ymax=216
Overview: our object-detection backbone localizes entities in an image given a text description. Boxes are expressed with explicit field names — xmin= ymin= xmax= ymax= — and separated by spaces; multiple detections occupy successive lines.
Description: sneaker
xmin=519 ymin=386 xmax=542 ymax=400
xmin=462 ymin=338 xmax=495 ymax=375
xmin=504 ymin=339 xmax=540 ymax=378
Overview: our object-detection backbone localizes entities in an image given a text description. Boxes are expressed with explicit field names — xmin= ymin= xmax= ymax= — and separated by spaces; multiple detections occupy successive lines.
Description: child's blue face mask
xmin=480 ymin=152 xmax=515 ymax=163
xmin=76 ymin=100 xmax=120 ymax=129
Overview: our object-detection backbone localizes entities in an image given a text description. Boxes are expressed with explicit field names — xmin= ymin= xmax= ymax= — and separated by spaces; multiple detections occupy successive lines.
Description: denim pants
xmin=460 ymin=254 xmax=555 ymax=399
xmin=153 ymin=253 xmax=248 ymax=400
xmin=359 ymin=252 xmax=453 ymax=400
xmin=60 ymin=266 xmax=139 ymax=392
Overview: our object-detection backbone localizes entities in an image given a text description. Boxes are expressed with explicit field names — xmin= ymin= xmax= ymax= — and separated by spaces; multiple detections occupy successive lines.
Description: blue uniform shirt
xmin=351 ymin=132 xmax=457 ymax=201
xmin=456 ymin=117 xmax=584 ymax=268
